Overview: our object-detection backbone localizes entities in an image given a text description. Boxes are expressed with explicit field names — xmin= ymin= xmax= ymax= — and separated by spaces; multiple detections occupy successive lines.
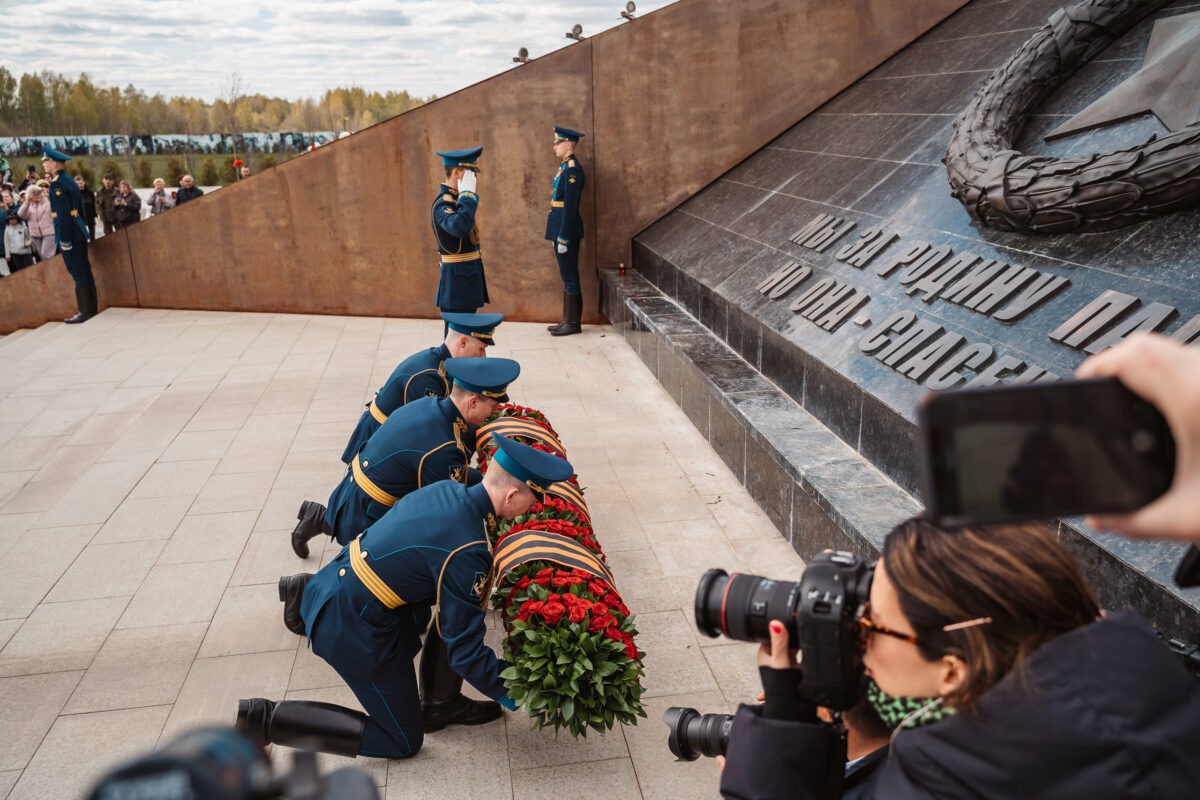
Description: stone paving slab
xmin=0 ymin=308 xmax=805 ymax=798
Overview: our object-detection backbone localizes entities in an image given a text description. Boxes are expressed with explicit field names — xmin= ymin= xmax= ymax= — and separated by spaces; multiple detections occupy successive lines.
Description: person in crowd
xmin=0 ymin=188 xmax=15 ymax=214
xmin=148 ymin=178 xmax=174 ymax=215
xmin=96 ymin=174 xmax=118 ymax=235
xmin=17 ymin=185 xmax=55 ymax=261
xmin=17 ymin=165 xmax=39 ymax=192
xmin=0 ymin=157 xmax=11 ymax=185
xmin=288 ymin=357 xmax=519 ymax=559
xmin=337 ymin=312 xmax=502 ymax=467
xmin=42 ymin=147 xmax=97 ymax=323
xmin=545 ymin=126 xmax=587 ymax=337
xmin=239 ymin=165 xmax=251 ymax=180
xmin=75 ymin=175 xmax=97 ymax=240
xmin=1077 ymin=333 xmax=1200 ymax=544
xmin=175 ymin=174 xmax=204 ymax=205
xmin=3 ymin=210 xmax=34 ymax=275
xmin=239 ymin=434 xmax=573 ymax=759
xmin=112 ymin=180 xmax=141 ymax=228
xmin=431 ymin=146 xmax=487 ymax=320
xmin=719 ymin=519 xmax=1200 ymax=799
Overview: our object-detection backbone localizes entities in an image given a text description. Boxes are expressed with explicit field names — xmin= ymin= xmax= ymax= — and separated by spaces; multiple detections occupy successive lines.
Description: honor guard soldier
xmin=290 ymin=357 xmax=521 ymax=558
xmin=42 ymin=147 xmax=97 ymax=323
xmin=339 ymin=312 xmax=503 ymax=465
xmin=239 ymin=434 xmax=575 ymax=759
xmin=545 ymin=126 xmax=586 ymax=337
xmin=432 ymin=147 xmax=488 ymax=318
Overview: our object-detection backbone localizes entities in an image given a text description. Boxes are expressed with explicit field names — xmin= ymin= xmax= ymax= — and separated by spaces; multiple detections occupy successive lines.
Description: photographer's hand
xmin=757 ymin=621 xmax=799 ymax=670
xmin=1077 ymin=333 xmax=1200 ymax=543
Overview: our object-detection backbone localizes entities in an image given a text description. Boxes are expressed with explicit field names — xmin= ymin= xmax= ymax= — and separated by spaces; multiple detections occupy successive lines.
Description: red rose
xmin=603 ymin=627 xmax=624 ymax=643
xmin=519 ymin=599 xmax=544 ymax=617
xmin=589 ymin=580 xmax=610 ymax=596
xmin=552 ymin=576 xmax=572 ymax=588
xmin=532 ymin=576 xmax=552 ymax=587
xmin=625 ymin=640 xmax=639 ymax=661
xmin=588 ymin=613 xmax=617 ymax=633
xmin=568 ymin=604 xmax=588 ymax=624
xmin=536 ymin=568 xmax=555 ymax=580
xmin=515 ymin=576 xmax=531 ymax=590
xmin=590 ymin=602 xmax=609 ymax=615
xmin=546 ymin=593 xmax=561 ymax=604
xmin=514 ymin=611 xmax=530 ymax=623
xmin=540 ymin=602 xmax=566 ymax=624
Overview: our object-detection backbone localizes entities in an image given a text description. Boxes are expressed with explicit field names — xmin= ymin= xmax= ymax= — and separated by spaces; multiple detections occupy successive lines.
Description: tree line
xmin=0 ymin=68 xmax=431 ymax=138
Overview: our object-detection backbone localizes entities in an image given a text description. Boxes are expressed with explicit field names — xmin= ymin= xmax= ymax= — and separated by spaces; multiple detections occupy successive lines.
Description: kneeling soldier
xmin=238 ymin=434 xmax=574 ymax=758
xmin=291 ymin=357 xmax=520 ymax=558
xmin=339 ymin=312 xmax=502 ymax=465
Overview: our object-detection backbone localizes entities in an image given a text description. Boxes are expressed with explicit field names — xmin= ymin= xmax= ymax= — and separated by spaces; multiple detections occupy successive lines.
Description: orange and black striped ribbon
xmin=476 ymin=417 xmax=566 ymax=457
xmin=493 ymin=529 xmax=614 ymax=586
xmin=545 ymin=480 xmax=590 ymax=524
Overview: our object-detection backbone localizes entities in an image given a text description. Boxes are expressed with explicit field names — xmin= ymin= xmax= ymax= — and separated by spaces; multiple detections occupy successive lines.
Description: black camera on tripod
xmin=85 ymin=726 xmax=379 ymax=800
xmin=665 ymin=551 xmax=872 ymax=760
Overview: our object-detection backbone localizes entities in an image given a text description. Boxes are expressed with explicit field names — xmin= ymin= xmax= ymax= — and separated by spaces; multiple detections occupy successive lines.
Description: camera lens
xmin=694 ymin=568 xmax=803 ymax=643
xmin=663 ymin=707 xmax=733 ymax=761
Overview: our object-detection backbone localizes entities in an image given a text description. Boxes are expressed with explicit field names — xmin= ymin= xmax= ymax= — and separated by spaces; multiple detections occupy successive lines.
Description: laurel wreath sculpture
xmin=944 ymin=0 xmax=1200 ymax=233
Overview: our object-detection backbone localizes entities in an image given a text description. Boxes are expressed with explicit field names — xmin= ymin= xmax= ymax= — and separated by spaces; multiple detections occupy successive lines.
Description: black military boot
xmin=64 ymin=286 xmax=97 ymax=324
xmin=419 ymin=628 xmax=502 ymax=732
xmin=279 ymin=573 xmax=313 ymax=636
xmin=550 ymin=293 xmax=582 ymax=337
xmin=547 ymin=291 xmax=569 ymax=332
xmin=236 ymin=698 xmax=365 ymax=757
xmin=291 ymin=500 xmax=329 ymax=559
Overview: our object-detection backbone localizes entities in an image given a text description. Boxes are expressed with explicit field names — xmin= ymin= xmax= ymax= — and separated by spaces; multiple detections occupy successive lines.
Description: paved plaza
xmin=0 ymin=308 xmax=804 ymax=799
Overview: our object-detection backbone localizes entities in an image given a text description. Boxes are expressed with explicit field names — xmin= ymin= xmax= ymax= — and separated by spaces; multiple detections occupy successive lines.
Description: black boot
xmin=236 ymin=698 xmax=365 ymax=757
xmin=550 ymin=293 xmax=582 ymax=337
xmin=279 ymin=573 xmax=313 ymax=636
xmin=64 ymin=286 xmax=97 ymax=324
xmin=291 ymin=500 xmax=329 ymax=559
xmin=546 ymin=292 xmax=568 ymax=332
xmin=419 ymin=628 xmax=502 ymax=732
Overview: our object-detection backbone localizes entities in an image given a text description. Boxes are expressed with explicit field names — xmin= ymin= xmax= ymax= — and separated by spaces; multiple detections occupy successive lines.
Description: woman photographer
xmin=720 ymin=519 xmax=1200 ymax=799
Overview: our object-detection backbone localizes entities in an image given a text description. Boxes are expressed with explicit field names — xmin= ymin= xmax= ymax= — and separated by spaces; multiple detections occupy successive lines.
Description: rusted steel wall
xmin=0 ymin=0 xmax=965 ymax=333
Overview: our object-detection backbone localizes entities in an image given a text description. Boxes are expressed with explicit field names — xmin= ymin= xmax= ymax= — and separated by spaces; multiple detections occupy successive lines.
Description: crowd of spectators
xmin=1 ymin=163 xmax=207 ymax=277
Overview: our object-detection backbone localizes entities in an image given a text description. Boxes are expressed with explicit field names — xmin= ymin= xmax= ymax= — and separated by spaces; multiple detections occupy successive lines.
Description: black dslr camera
xmin=665 ymin=551 xmax=872 ymax=760
xmin=85 ymin=727 xmax=378 ymax=800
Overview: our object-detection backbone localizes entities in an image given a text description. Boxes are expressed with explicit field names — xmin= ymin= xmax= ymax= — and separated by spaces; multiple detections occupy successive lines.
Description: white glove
xmin=556 ymin=242 xmax=568 ymax=254
xmin=458 ymin=169 xmax=477 ymax=194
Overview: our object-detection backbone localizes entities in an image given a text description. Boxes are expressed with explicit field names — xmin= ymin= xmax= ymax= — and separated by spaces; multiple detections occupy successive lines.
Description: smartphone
xmin=919 ymin=377 xmax=1175 ymax=527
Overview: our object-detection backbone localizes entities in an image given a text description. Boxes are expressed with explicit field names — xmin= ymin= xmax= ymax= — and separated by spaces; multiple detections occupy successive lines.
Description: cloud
xmin=17 ymin=0 xmax=677 ymax=101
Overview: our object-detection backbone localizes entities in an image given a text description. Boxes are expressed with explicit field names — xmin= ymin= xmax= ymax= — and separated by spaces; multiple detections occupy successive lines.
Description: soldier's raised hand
xmin=458 ymin=169 xmax=478 ymax=194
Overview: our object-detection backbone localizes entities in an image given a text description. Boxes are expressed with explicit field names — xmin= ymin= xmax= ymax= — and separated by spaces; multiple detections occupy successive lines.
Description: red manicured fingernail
xmin=770 ymin=622 xmax=783 ymax=634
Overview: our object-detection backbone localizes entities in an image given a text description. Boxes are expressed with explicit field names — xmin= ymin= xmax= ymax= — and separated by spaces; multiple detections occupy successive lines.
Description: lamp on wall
xmin=566 ymin=24 xmax=584 ymax=41
xmin=620 ymin=2 xmax=637 ymax=21
xmin=513 ymin=47 xmax=530 ymax=64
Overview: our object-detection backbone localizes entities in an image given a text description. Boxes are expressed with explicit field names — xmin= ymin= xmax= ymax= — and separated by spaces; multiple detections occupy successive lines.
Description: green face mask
xmin=866 ymin=680 xmax=954 ymax=731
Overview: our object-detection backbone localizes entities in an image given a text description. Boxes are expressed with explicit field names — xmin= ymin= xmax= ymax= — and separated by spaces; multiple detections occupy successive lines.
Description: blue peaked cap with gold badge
xmin=445 ymin=356 xmax=520 ymax=403
xmin=436 ymin=146 xmax=483 ymax=172
xmin=553 ymin=126 xmax=585 ymax=143
xmin=42 ymin=146 xmax=72 ymax=162
xmin=441 ymin=312 xmax=504 ymax=346
xmin=491 ymin=433 xmax=574 ymax=497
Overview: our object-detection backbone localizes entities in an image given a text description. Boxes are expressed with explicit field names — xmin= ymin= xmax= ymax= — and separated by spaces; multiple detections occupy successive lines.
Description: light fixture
xmin=513 ymin=47 xmax=529 ymax=64
xmin=620 ymin=2 xmax=636 ymax=21
xmin=565 ymin=24 xmax=584 ymax=41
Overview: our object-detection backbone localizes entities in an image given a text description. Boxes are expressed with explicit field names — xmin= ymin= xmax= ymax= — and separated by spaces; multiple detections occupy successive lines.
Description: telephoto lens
xmin=663 ymin=707 xmax=734 ymax=761
xmin=694 ymin=568 xmax=805 ymax=643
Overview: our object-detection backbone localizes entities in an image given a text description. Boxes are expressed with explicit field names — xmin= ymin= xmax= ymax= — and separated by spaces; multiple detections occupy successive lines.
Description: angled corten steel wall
xmin=0 ymin=0 xmax=964 ymax=334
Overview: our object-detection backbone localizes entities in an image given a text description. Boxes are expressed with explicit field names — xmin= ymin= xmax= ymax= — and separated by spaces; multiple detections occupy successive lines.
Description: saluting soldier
xmin=289 ymin=357 xmax=521 ymax=558
xmin=432 ymin=147 xmax=488 ymax=319
xmin=338 ymin=312 xmax=503 ymax=465
xmin=238 ymin=434 xmax=574 ymax=757
xmin=545 ymin=126 xmax=586 ymax=337
xmin=41 ymin=147 xmax=97 ymax=324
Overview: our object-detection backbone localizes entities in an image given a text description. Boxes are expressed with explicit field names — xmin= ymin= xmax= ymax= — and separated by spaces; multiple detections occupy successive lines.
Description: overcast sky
xmin=9 ymin=0 xmax=677 ymax=101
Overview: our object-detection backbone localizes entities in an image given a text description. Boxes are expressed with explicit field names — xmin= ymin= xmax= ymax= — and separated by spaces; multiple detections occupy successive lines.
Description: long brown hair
xmin=882 ymin=518 xmax=1099 ymax=709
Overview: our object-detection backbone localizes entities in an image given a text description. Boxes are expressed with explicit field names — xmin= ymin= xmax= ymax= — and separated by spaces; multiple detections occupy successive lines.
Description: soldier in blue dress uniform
xmin=41 ymin=146 xmax=97 ymax=324
xmin=545 ymin=126 xmax=586 ymax=337
xmin=289 ymin=357 xmax=521 ymax=558
xmin=338 ymin=312 xmax=503 ymax=465
xmin=237 ymin=434 xmax=574 ymax=758
xmin=432 ymin=147 xmax=487 ymax=317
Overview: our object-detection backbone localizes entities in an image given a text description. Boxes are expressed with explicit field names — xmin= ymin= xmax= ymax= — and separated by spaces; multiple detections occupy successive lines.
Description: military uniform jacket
xmin=301 ymin=480 xmax=509 ymax=703
xmin=545 ymin=156 xmax=584 ymax=245
xmin=432 ymin=184 xmax=489 ymax=309
xmin=340 ymin=344 xmax=452 ymax=463
xmin=47 ymin=172 xmax=90 ymax=247
xmin=326 ymin=396 xmax=470 ymax=543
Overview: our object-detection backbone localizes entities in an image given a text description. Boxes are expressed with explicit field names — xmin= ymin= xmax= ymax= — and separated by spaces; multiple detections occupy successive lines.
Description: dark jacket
xmin=544 ymin=155 xmax=584 ymax=244
xmin=721 ymin=610 xmax=1200 ymax=800
xmin=113 ymin=191 xmax=141 ymax=228
xmin=96 ymin=185 xmax=118 ymax=224
xmin=175 ymin=185 xmax=204 ymax=205
xmin=78 ymin=187 xmax=97 ymax=232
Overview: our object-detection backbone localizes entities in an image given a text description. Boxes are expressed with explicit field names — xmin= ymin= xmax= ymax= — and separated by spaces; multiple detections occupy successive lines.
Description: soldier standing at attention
xmin=545 ymin=126 xmax=586 ymax=337
xmin=337 ymin=312 xmax=503 ymax=465
xmin=239 ymin=434 xmax=575 ymax=757
xmin=41 ymin=147 xmax=97 ymax=324
xmin=288 ymin=357 xmax=521 ymax=559
xmin=432 ymin=147 xmax=487 ymax=320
